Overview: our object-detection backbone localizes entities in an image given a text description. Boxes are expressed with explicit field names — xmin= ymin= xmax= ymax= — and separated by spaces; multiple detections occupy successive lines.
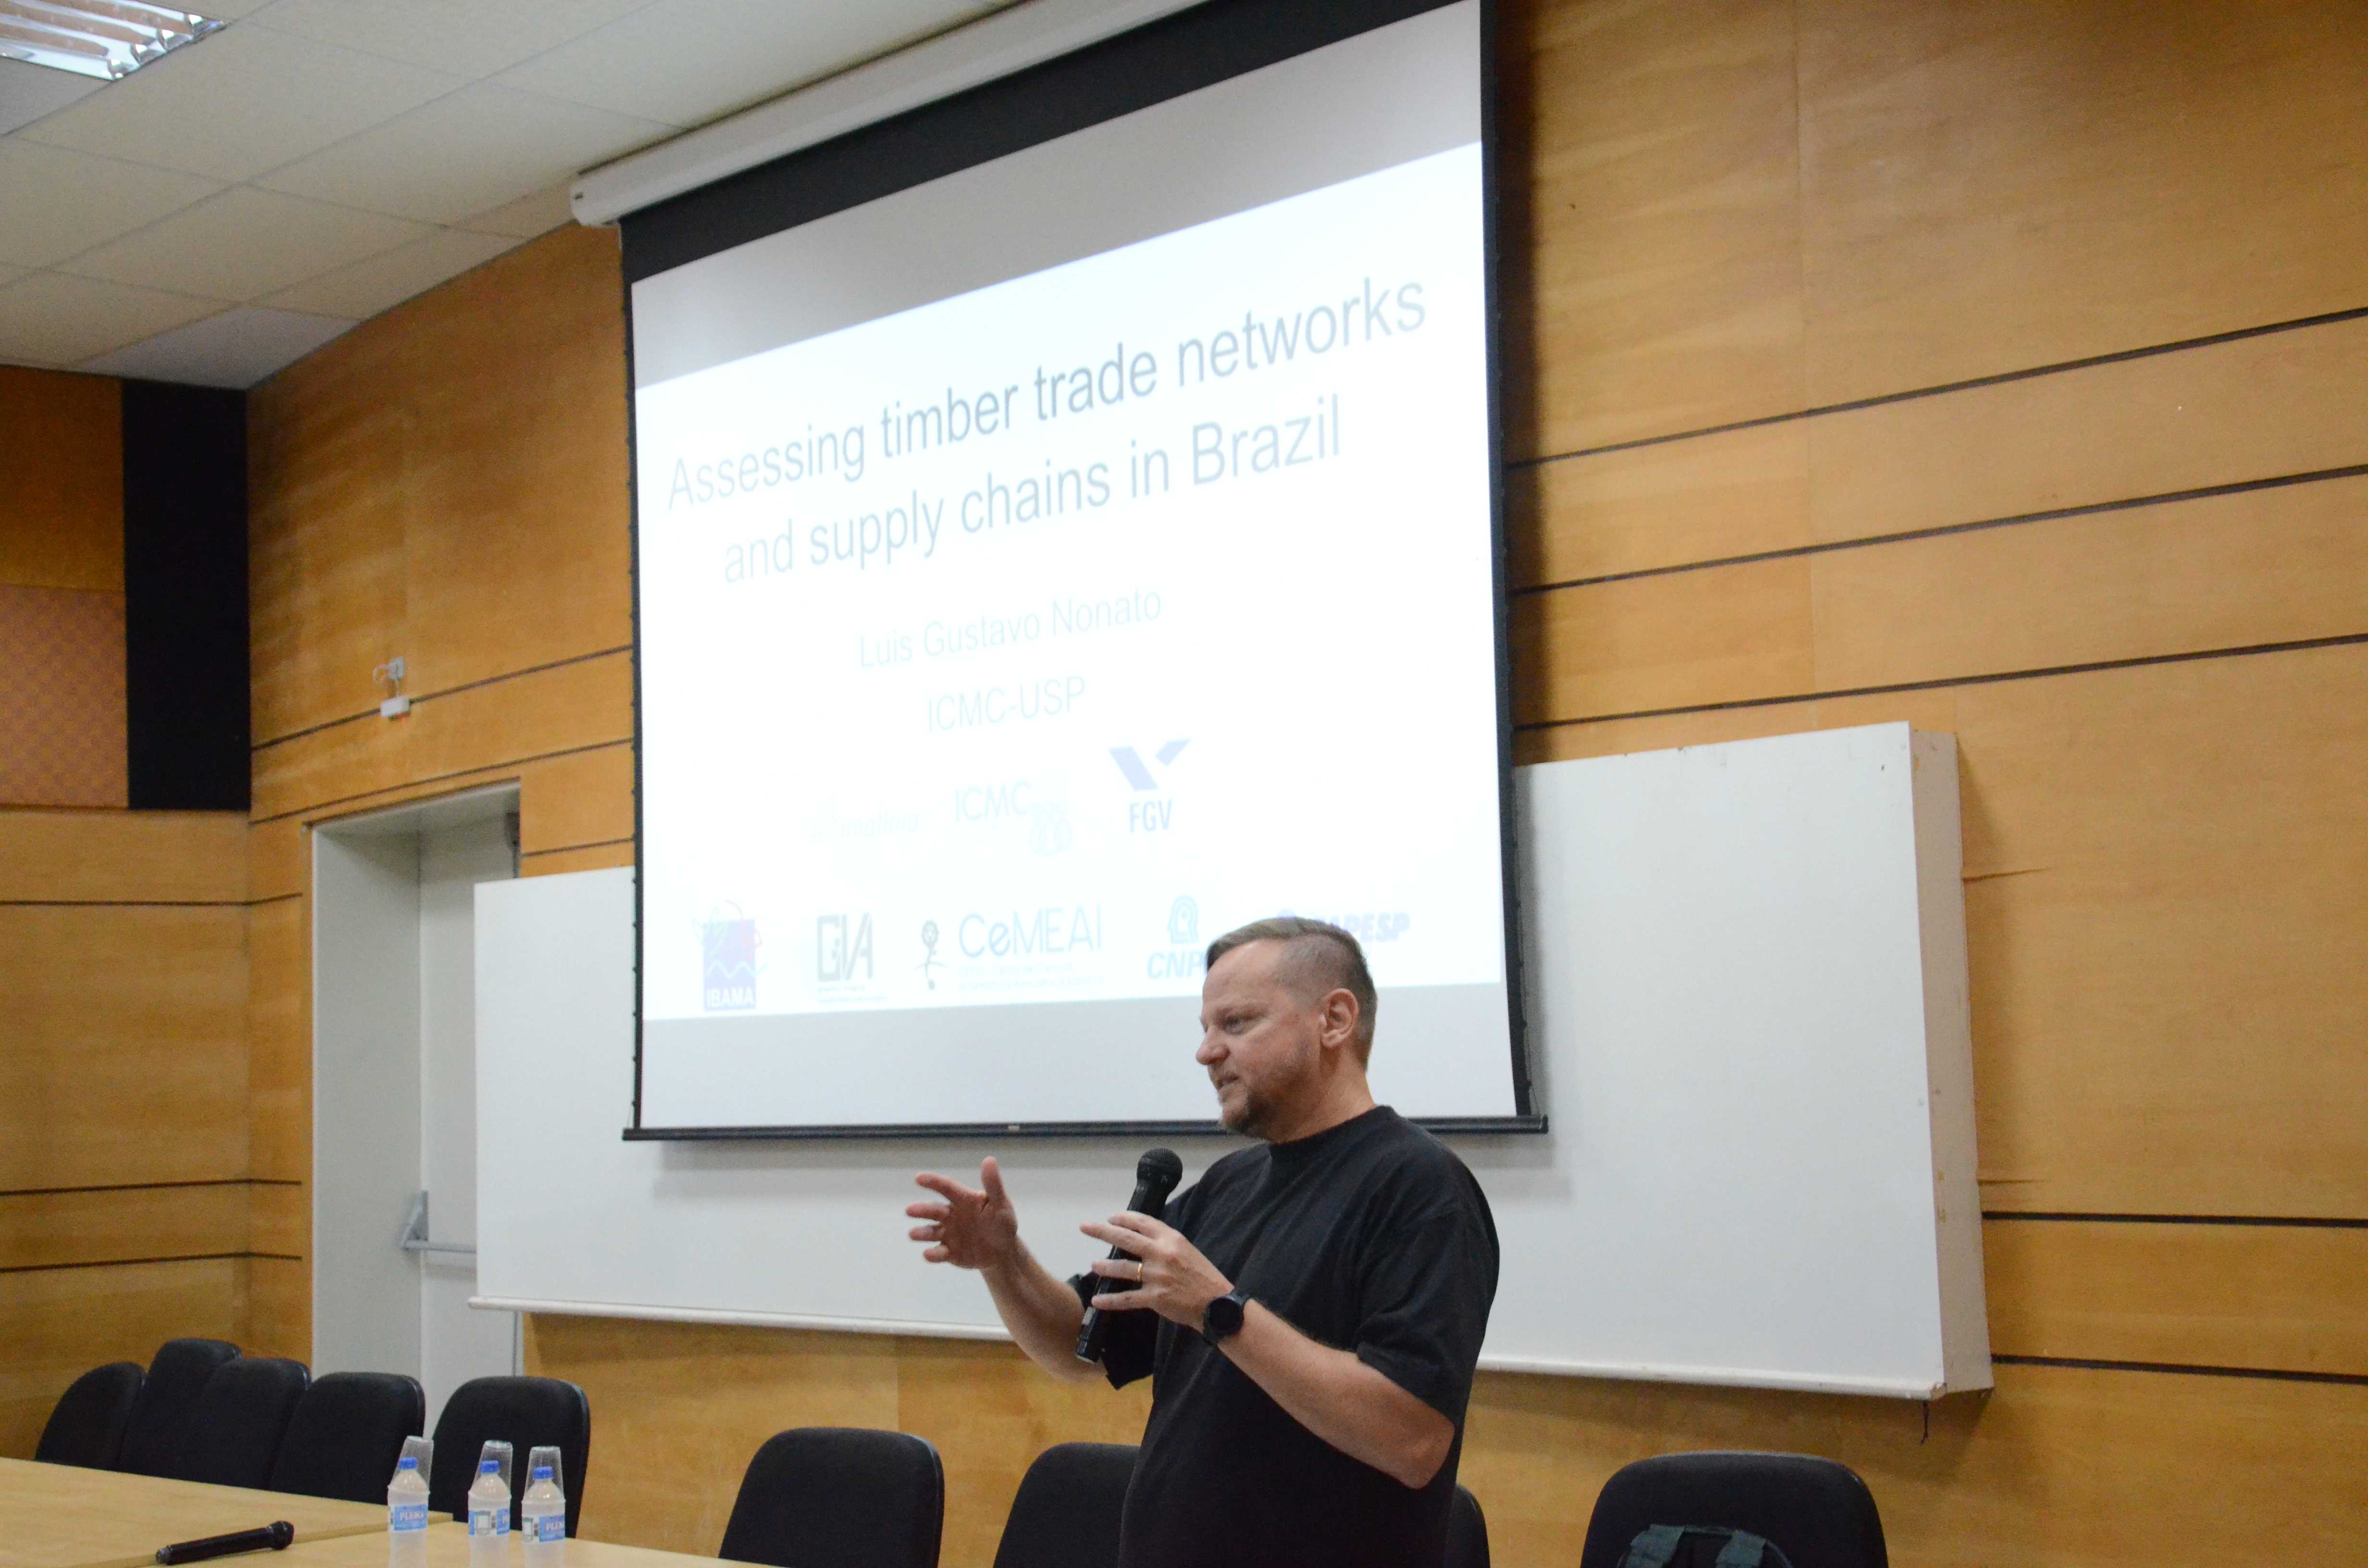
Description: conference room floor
xmin=0 ymin=1459 xmax=745 ymax=1568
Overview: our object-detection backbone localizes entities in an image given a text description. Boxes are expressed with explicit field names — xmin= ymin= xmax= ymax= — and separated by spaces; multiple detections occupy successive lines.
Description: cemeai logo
xmin=1110 ymin=737 xmax=1188 ymax=833
xmin=698 ymin=906 xmax=759 ymax=1011
xmin=817 ymin=913 xmax=875 ymax=984
xmin=1147 ymin=894 xmax=1205 ymax=981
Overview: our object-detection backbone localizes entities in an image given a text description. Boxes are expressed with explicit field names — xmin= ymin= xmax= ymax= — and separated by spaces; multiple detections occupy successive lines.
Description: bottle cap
xmin=532 ymin=1467 xmax=553 ymax=1481
xmin=479 ymin=1459 xmax=500 ymax=1474
xmin=396 ymin=1457 xmax=418 ymax=1470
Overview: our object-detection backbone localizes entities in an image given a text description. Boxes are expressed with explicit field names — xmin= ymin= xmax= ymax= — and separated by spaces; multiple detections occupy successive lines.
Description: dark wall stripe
xmin=123 ymin=380 xmax=249 ymax=811
xmin=1516 ymin=632 xmax=2368 ymax=734
xmin=1513 ymin=301 xmax=2368 ymax=470
xmin=621 ymin=0 xmax=1455 ymax=282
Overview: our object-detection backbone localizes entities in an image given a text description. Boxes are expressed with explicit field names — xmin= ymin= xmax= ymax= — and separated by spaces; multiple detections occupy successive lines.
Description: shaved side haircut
xmin=1206 ymin=916 xmax=1379 ymax=1060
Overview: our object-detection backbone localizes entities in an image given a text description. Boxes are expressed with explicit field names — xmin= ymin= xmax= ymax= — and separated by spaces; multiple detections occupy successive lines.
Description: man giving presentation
xmin=907 ymin=917 xmax=1500 ymax=1568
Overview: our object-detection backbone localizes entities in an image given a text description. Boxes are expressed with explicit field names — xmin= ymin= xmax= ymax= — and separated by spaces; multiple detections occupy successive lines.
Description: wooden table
xmin=282 ymin=1526 xmax=744 ymax=1568
xmin=0 ymin=1458 xmax=398 ymax=1568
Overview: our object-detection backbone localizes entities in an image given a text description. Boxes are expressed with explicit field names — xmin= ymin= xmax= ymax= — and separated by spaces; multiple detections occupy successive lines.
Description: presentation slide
xmin=630 ymin=2 xmax=1517 ymax=1132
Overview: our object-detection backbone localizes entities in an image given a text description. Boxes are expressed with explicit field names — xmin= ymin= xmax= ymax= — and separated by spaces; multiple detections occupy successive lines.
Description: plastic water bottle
xmin=467 ymin=1458 xmax=511 ymax=1568
xmin=387 ymin=1456 xmax=430 ymax=1568
xmin=521 ymin=1465 xmax=564 ymax=1568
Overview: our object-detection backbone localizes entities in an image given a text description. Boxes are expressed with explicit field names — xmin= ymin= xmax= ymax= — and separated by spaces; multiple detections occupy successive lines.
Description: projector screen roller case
xmin=627 ymin=0 xmax=1526 ymax=1134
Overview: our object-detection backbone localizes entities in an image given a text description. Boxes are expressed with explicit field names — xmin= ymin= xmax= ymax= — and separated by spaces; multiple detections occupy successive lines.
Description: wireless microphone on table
xmin=1075 ymin=1147 xmax=1184 ymax=1363
xmin=155 ymin=1522 xmax=295 ymax=1564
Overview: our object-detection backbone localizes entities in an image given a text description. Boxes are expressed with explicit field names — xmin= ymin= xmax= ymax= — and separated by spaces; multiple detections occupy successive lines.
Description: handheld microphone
xmin=156 ymin=1522 xmax=294 ymax=1564
xmin=1075 ymin=1147 xmax=1185 ymax=1363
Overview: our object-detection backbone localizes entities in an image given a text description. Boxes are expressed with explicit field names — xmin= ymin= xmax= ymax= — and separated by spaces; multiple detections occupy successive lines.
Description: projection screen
xmin=624 ymin=0 xmax=1531 ymax=1137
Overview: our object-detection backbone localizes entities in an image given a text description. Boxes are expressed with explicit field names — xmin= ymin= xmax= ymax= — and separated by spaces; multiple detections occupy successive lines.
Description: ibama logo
xmin=699 ymin=906 xmax=759 ymax=1010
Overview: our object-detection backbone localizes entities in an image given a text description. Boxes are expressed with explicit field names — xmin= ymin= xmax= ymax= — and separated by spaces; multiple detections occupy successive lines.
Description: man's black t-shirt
xmin=1069 ymin=1106 xmax=1499 ymax=1568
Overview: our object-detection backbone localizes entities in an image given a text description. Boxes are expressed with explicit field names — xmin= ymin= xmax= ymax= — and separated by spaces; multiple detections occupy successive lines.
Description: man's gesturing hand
xmin=1082 ymin=1212 xmax=1232 ymax=1329
xmin=908 ymin=1158 xmax=1020 ymax=1270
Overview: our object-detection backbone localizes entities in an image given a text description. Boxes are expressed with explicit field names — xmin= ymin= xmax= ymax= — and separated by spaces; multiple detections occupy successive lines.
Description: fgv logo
xmin=700 ymin=909 xmax=758 ymax=1010
xmin=1111 ymin=738 xmax=1188 ymax=833
xmin=818 ymin=913 xmax=875 ymax=983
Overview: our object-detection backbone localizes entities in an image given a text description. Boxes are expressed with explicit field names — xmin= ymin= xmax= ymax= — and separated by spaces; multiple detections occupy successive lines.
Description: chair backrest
xmin=35 ymin=1363 xmax=144 ymax=1470
xmin=720 ymin=1428 xmax=945 ymax=1568
xmin=1447 ymin=1485 xmax=1490 ymax=1568
xmin=1579 ymin=1453 xmax=1888 ymax=1568
xmin=174 ymin=1358 xmax=311 ymax=1489
xmin=119 ymin=1338 xmax=240 ymax=1476
xmin=989 ymin=1443 xmax=1135 ymax=1568
xmin=429 ymin=1376 xmax=592 ymax=1535
xmin=270 ymin=1372 xmax=427 ymax=1503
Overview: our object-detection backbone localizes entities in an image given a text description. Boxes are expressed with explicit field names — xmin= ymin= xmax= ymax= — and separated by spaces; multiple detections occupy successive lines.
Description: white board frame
xmin=474 ymin=722 xmax=1989 ymax=1397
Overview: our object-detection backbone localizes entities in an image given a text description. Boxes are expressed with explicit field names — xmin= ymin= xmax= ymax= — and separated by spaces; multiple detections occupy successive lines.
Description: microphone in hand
xmin=1075 ymin=1147 xmax=1184 ymax=1363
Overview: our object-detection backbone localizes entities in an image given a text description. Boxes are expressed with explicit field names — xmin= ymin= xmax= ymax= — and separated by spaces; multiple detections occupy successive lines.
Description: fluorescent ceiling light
xmin=0 ymin=0 xmax=221 ymax=81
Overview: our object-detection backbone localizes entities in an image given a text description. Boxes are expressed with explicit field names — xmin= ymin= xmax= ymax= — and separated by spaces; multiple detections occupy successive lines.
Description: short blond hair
xmin=1205 ymin=917 xmax=1377 ymax=1061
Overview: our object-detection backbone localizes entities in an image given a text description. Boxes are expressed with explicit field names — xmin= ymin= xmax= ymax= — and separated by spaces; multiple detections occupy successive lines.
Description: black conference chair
xmin=119 ymin=1338 xmax=240 ymax=1477
xmin=429 ymin=1376 xmax=592 ymax=1535
xmin=720 ymin=1428 xmax=944 ymax=1568
xmin=271 ymin=1372 xmax=426 ymax=1503
xmin=34 ymin=1362 xmax=144 ymax=1470
xmin=175 ymin=1357 xmax=311 ymax=1489
xmin=990 ymin=1442 xmax=1135 ymax=1568
xmin=1446 ymin=1485 xmax=1490 ymax=1568
xmin=1579 ymin=1452 xmax=1888 ymax=1568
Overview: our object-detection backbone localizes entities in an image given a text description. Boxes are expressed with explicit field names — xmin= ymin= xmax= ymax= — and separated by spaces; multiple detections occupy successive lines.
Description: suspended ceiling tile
xmin=0 ymin=272 xmax=228 ymax=365
xmin=261 ymin=225 xmax=518 ymax=319
xmin=76 ymin=304 xmax=354 ymax=388
xmin=0 ymin=141 xmax=221 ymax=269
xmin=495 ymin=0 xmax=988 ymax=129
xmin=253 ymin=0 xmax=655 ymax=78
xmin=0 ymin=57 xmax=105 ymax=136
xmin=17 ymin=25 xmax=468 ymax=183
xmin=255 ymin=83 xmax=669 ymax=224
xmin=61 ymin=186 xmax=432 ymax=303
xmin=456 ymin=183 xmax=574 ymax=239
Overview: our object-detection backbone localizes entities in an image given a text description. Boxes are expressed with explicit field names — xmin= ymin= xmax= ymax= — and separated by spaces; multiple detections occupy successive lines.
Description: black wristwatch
xmin=1200 ymin=1289 xmax=1250 ymax=1346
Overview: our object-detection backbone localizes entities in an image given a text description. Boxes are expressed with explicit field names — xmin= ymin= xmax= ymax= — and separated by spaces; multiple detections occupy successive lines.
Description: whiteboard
xmin=474 ymin=722 xmax=1989 ymax=1398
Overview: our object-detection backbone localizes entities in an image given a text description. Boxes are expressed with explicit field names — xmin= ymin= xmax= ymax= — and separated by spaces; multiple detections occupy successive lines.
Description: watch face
xmin=1204 ymin=1292 xmax=1246 ymax=1341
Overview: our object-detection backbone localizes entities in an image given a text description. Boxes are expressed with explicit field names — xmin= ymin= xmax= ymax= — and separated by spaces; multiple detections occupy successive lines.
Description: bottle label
xmin=389 ymin=1504 xmax=428 ymax=1533
xmin=469 ymin=1508 xmax=509 ymax=1537
xmin=531 ymin=1518 xmax=565 ymax=1544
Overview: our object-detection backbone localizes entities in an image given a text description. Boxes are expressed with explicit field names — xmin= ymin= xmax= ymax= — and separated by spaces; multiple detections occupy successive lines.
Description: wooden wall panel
xmin=1984 ymin=1220 xmax=2368 ymax=1376
xmin=246 ymin=896 xmax=308 ymax=1185
xmin=520 ymin=841 xmax=635 ymax=878
xmin=0 ymin=1185 xmax=247 ymax=1271
xmin=1461 ymin=1361 xmax=2368 ymax=1568
xmin=0 ymin=1258 xmax=241 ymax=1460
xmin=1794 ymin=0 xmax=2368 ymax=406
xmin=250 ymin=819 xmax=307 ymax=903
xmin=1515 ymin=474 xmax=2368 ymax=724
xmin=249 ymin=1181 xmax=305 ymax=1258
xmin=0 ymin=810 xmax=244 ymax=905
xmin=250 ymin=653 xmax=632 ymax=823
xmin=1516 ymin=0 xmax=1804 ymax=455
xmin=895 ymin=1336 xmax=1154 ymax=1568
xmin=248 ymin=229 xmax=630 ymax=745
xmin=0 ymin=366 xmax=122 ymax=592
xmin=244 ymin=1257 xmax=309 ymax=1364
xmin=1520 ymin=312 xmax=2368 ymax=586
xmin=0 ymin=905 xmax=247 ymax=1190
xmin=1528 ymin=644 xmax=2368 ymax=1217
xmin=518 ymin=743 xmax=633 ymax=858
xmin=525 ymin=1316 xmax=903 ymax=1555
